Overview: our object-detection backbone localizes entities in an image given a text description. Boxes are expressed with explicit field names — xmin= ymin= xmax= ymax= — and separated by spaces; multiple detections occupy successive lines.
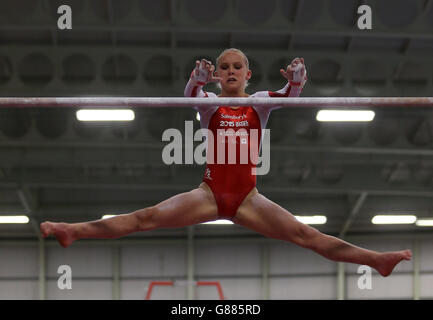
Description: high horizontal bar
xmin=0 ymin=97 xmax=433 ymax=108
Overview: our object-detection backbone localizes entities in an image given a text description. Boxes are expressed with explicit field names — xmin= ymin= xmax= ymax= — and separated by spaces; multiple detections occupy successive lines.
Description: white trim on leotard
xmin=184 ymin=79 xmax=304 ymax=139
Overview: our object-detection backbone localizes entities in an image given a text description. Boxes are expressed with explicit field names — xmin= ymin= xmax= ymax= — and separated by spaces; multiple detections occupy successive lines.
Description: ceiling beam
xmin=2 ymin=141 xmax=433 ymax=157
xmin=1 ymin=180 xmax=433 ymax=198
xmin=106 ymin=0 xmax=117 ymax=47
xmin=423 ymin=0 xmax=432 ymax=12
xmin=42 ymin=0 xmax=58 ymax=46
xmin=339 ymin=191 xmax=368 ymax=238
xmin=1 ymin=24 xmax=433 ymax=41
xmin=16 ymin=186 xmax=41 ymax=240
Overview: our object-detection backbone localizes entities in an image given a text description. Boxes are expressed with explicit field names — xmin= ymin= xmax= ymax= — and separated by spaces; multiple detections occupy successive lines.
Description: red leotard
xmin=203 ymin=106 xmax=261 ymax=218
xmin=184 ymin=81 xmax=303 ymax=218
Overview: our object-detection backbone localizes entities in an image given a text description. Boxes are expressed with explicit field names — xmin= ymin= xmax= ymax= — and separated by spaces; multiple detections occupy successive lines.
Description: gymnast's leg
xmin=40 ymin=183 xmax=218 ymax=248
xmin=232 ymin=191 xmax=412 ymax=277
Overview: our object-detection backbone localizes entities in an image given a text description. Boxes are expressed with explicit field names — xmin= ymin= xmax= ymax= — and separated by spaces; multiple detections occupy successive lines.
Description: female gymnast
xmin=40 ymin=48 xmax=411 ymax=277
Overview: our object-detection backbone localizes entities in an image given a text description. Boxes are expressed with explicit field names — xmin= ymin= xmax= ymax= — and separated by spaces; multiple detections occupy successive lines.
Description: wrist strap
xmin=190 ymin=71 xmax=206 ymax=86
xmin=290 ymin=76 xmax=307 ymax=87
xmin=289 ymin=81 xmax=303 ymax=87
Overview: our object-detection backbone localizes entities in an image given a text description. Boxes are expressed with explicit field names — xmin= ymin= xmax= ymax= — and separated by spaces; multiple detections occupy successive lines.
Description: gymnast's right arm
xmin=184 ymin=59 xmax=222 ymax=97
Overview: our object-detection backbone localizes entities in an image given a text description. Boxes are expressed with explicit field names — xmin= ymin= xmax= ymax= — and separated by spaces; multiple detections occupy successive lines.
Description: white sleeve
xmin=184 ymin=78 xmax=207 ymax=98
xmin=252 ymin=81 xmax=305 ymax=113
xmin=184 ymin=79 xmax=218 ymax=129
xmin=261 ymin=81 xmax=304 ymax=98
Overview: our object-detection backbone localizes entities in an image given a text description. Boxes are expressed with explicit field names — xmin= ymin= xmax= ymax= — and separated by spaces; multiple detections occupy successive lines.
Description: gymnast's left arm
xmin=253 ymin=58 xmax=307 ymax=112
xmin=264 ymin=57 xmax=307 ymax=99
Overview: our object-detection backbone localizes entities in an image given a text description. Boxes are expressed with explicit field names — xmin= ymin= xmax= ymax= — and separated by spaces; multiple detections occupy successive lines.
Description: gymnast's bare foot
xmin=40 ymin=222 xmax=75 ymax=248
xmin=374 ymin=250 xmax=412 ymax=277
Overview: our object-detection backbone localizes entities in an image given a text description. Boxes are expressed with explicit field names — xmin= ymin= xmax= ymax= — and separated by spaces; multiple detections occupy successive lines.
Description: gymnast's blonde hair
xmin=215 ymin=48 xmax=250 ymax=90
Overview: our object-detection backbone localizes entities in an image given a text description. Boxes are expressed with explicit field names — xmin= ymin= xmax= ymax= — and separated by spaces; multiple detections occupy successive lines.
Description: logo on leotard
xmin=220 ymin=113 xmax=247 ymax=120
xmin=219 ymin=120 xmax=249 ymax=127
xmin=204 ymin=168 xmax=212 ymax=180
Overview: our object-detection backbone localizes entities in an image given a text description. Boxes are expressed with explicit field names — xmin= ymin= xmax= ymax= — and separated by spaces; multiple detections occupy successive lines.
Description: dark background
xmin=0 ymin=0 xmax=432 ymax=239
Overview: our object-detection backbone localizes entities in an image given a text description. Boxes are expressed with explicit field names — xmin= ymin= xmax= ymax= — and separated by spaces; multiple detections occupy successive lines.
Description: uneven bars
xmin=0 ymin=97 xmax=432 ymax=108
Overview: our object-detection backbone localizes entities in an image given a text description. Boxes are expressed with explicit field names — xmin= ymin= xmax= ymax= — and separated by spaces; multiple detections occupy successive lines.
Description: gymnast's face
xmin=215 ymin=52 xmax=252 ymax=95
